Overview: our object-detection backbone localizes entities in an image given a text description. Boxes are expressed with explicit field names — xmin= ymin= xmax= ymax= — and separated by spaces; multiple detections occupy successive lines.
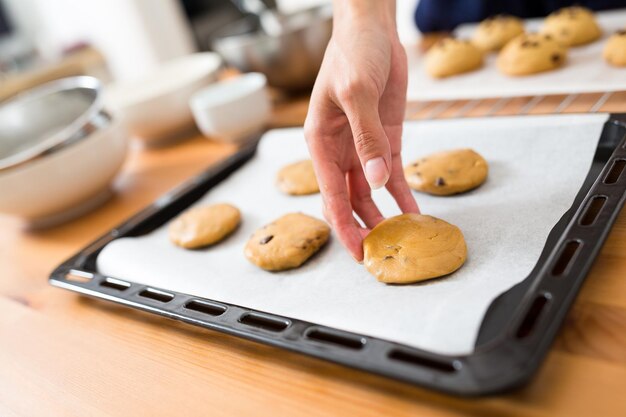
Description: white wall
xmin=5 ymin=0 xmax=420 ymax=81
xmin=5 ymin=0 xmax=196 ymax=81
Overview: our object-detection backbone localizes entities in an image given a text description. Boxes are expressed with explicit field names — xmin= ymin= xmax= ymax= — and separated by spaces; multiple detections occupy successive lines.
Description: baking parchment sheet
xmin=406 ymin=9 xmax=626 ymax=101
xmin=98 ymin=114 xmax=606 ymax=355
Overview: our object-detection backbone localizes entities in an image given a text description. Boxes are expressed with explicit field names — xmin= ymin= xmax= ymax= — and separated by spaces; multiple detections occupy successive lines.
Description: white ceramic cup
xmin=105 ymin=52 xmax=222 ymax=147
xmin=190 ymin=72 xmax=271 ymax=143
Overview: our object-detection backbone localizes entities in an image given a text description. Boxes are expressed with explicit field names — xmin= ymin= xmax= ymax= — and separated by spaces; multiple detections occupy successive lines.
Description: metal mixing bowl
xmin=0 ymin=76 xmax=108 ymax=171
xmin=0 ymin=76 xmax=129 ymax=227
xmin=212 ymin=5 xmax=332 ymax=91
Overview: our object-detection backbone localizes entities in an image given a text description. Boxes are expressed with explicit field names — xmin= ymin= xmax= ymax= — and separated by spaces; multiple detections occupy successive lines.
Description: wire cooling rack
xmin=406 ymin=91 xmax=626 ymax=120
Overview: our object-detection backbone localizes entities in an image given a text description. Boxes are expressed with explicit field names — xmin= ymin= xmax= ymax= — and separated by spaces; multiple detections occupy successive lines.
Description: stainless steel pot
xmin=0 ymin=76 xmax=109 ymax=172
xmin=212 ymin=5 xmax=332 ymax=91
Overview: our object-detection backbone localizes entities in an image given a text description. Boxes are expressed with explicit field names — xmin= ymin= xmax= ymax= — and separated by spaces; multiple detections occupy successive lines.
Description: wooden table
xmin=1 ymin=92 xmax=626 ymax=417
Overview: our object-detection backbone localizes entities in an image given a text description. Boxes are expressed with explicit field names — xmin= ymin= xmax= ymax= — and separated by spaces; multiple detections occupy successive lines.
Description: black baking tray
xmin=49 ymin=114 xmax=626 ymax=396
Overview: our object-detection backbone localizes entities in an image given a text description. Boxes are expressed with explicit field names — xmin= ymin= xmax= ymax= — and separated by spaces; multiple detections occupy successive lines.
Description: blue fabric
xmin=414 ymin=0 xmax=626 ymax=32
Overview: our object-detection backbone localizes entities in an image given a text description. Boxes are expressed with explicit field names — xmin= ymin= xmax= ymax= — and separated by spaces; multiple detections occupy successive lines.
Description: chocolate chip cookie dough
xmin=404 ymin=149 xmax=488 ymax=196
xmin=276 ymin=159 xmax=320 ymax=196
xmin=603 ymin=30 xmax=626 ymax=67
xmin=169 ymin=203 xmax=241 ymax=249
xmin=245 ymin=213 xmax=330 ymax=271
xmin=425 ymin=38 xmax=484 ymax=78
xmin=497 ymin=33 xmax=567 ymax=76
xmin=363 ymin=214 xmax=467 ymax=284
xmin=473 ymin=15 xmax=525 ymax=52
xmin=541 ymin=6 xmax=602 ymax=47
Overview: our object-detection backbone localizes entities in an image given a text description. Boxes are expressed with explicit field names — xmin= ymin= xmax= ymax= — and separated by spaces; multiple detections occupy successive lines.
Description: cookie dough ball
xmin=541 ymin=6 xmax=601 ymax=46
xmin=245 ymin=213 xmax=330 ymax=271
xmin=404 ymin=149 xmax=488 ymax=196
xmin=363 ymin=214 xmax=467 ymax=284
xmin=425 ymin=38 xmax=484 ymax=78
xmin=473 ymin=15 xmax=525 ymax=52
xmin=603 ymin=30 xmax=626 ymax=67
xmin=276 ymin=159 xmax=319 ymax=196
xmin=169 ymin=203 xmax=241 ymax=249
xmin=497 ymin=33 xmax=567 ymax=76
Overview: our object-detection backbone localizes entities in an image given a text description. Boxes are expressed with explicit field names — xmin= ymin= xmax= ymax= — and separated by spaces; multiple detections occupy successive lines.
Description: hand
xmin=304 ymin=0 xmax=419 ymax=261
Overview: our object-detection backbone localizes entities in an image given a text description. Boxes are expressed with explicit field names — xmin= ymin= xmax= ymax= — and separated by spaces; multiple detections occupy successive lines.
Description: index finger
xmin=311 ymin=157 xmax=366 ymax=261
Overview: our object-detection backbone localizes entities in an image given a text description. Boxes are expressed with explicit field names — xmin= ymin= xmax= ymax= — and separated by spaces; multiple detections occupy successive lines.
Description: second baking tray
xmin=50 ymin=113 xmax=626 ymax=396
xmin=406 ymin=9 xmax=626 ymax=101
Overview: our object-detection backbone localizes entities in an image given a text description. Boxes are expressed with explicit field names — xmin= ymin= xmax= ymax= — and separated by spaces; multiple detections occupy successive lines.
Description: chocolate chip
xmin=383 ymin=255 xmax=394 ymax=260
xmin=435 ymin=177 xmax=446 ymax=186
xmin=259 ymin=235 xmax=274 ymax=245
xmin=544 ymin=34 xmax=552 ymax=40
xmin=617 ymin=29 xmax=626 ymax=36
xmin=522 ymin=40 xmax=540 ymax=47
xmin=412 ymin=162 xmax=420 ymax=167
xmin=551 ymin=53 xmax=562 ymax=63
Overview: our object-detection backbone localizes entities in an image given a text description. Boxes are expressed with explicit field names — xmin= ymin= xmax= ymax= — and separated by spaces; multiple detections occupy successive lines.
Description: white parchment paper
xmin=98 ymin=114 xmax=606 ymax=355
xmin=406 ymin=9 xmax=626 ymax=101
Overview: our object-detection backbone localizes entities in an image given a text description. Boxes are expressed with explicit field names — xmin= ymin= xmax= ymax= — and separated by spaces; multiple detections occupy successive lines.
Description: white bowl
xmin=0 ymin=116 xmax=128 ymax=228
xmin=105 ymin=52 xmax=222 ymax=146
xmin=190 ymin=72 xmax=270 ymax=143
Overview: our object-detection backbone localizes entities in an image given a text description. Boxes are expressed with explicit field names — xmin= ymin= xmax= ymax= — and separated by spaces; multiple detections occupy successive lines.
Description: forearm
xmin=333 ymin=0 xmax=397 ymax=35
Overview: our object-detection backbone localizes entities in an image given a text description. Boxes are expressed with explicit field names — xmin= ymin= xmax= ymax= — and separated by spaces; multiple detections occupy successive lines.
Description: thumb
xmin=343 ymin=94 xmax=392 ymax=190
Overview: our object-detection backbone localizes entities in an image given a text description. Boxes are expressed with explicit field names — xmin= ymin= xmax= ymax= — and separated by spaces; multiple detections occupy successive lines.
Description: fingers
xmin=313 ymin=159 xmax=366 ymax=261
xmin=340 ymin=90 xmax=392 ymax=190
xmin=347 ymin=168 xmax=384 ymax=229
xmin=386 ymin=153 xmax=420 ymax=214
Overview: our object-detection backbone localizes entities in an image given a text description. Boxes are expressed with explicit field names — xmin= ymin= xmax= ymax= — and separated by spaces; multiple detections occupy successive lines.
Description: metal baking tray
xmin=50 ymin=114 xmax=626 ymax=396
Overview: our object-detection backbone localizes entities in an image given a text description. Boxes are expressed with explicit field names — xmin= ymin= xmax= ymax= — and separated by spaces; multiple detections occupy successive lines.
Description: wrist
xmin=333 ymin=0 xmax=397 ymax=35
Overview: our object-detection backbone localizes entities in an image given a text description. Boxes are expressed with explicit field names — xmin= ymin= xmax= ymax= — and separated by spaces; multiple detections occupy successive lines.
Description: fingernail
xmin=364 ymin=157 xmax=389 ymax=190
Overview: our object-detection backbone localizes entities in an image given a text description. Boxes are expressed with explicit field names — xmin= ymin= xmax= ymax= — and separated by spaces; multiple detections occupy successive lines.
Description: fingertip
xmin=351 ymin=245 xmax=364 ymax=263
xmin=333 ymin=221 xmax=365 ymax=262
xmin=348 ymin=234 xmax=365 ymax=262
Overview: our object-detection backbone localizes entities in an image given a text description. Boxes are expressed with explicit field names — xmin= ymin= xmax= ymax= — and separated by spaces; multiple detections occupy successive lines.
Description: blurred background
xmin=0 ymin=0 xmax=418 ymax=228
xmin=0 ymin=0 xmax=419 ymax=95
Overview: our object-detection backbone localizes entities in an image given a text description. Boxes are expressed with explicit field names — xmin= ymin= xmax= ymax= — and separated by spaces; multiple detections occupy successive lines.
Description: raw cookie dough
xmin=244 ymin=213 xmax=330 ymax=271
xmin=169 ymin=203 xmax=241 ymax=249
xmin=363 ymin=214 xmax=467 ymax=284
xmin=276 ymin=159 xmax=320 ymax=196
xmin=404 ymin=149 xmax=488 ymax=196
xmin=425 ymin=38 xmax=484 ymax=78
xmin=603 ymin=29 xmax=626 ymax=67
xmin=497 ymin=33 xmax=567 ymax=76
xmin=541 ymin=6 xmax=601 ymax=46
xmin=473 ymin=15 xmax=525 ymax=52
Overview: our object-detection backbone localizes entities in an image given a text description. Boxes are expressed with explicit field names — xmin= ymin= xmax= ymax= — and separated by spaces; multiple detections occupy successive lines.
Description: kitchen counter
xmin=1 ymin=93 xmax=625 ymax=417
